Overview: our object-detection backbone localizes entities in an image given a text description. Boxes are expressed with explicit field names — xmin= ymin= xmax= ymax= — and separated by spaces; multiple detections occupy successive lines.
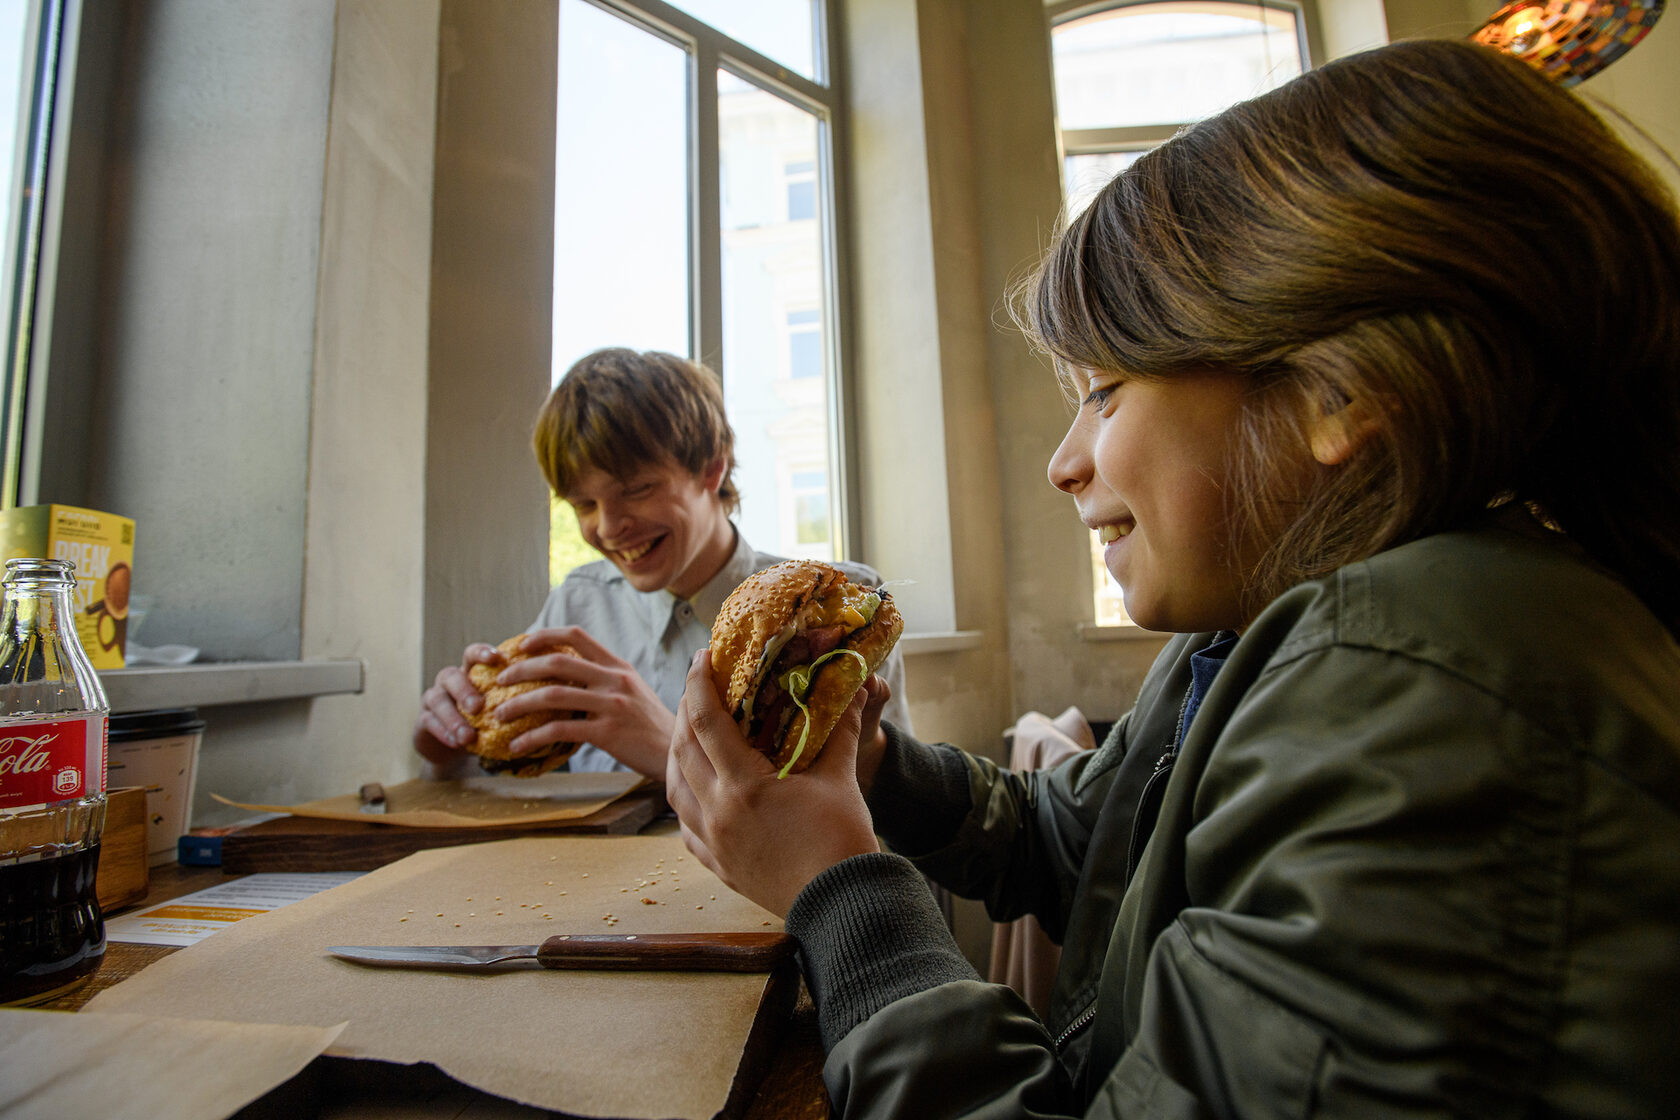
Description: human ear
xmin=701 ymin=455 xmax=729 ymax=493
xmin=1309 ymin=398 xmax=1381 ymax=466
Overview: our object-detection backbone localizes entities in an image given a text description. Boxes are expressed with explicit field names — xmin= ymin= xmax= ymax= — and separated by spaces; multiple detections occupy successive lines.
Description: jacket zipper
xmin=1057 ymin=683 xmax=1196 ymax=1055
xmin=1123 ymin=753 xmax=1174 ymax=884
xmin=1124 ymin=686 xmax=1192 ymax=885
xmin=1054 ymin=1000 xmax=1099 ymax=1051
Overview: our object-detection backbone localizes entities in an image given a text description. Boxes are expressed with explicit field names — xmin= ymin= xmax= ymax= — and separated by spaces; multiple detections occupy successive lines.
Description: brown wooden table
xmin=43 ymin=851 xmax=831 ymax=1119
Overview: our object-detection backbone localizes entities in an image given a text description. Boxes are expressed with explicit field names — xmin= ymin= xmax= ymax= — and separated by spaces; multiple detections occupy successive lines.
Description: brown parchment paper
xmin=211 ymin=771 xmax=644 ymax=827
xmin=87 ymin=835 xmax=788 ymax=1120
xmin=0 ymin=1009 xmax=343 ymax=1120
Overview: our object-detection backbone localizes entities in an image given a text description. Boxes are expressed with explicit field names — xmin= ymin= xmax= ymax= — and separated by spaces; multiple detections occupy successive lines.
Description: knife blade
xmin=358 ymin=782 xmax=387 ymax=814
xmin=327 ymin=931 xmax=795 ymax=972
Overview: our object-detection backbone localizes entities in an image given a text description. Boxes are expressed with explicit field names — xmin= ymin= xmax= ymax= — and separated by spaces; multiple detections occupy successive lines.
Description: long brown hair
xmin=1023 ymin=38 xmax=1680 ymax=630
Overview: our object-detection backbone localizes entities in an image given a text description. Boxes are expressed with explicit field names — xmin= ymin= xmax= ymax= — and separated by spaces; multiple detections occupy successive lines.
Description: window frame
xmin=575 ymin=0 xmax=858 ymax=558
xmin=1 ymin=0 xmax=65 ymax=509
xmin=1049 ymin=0 xmax=1319 ymax=158
xmin=1048 ymin=0 xmax=1319 ymax=629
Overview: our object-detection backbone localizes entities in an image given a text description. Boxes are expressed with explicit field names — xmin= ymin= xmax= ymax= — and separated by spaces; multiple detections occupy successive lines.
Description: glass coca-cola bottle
xmin=0 ymin=557 xmax=110 ymax=1005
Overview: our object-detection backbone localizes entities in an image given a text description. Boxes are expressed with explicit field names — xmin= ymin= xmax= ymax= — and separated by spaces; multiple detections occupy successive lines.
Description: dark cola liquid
xmin=0 ymin=843 xmax=105 ymax=1005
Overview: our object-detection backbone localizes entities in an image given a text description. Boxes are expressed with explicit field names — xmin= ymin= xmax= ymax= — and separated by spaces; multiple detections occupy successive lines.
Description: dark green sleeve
xmin=786 ymin=851 xmax=1082 ymax=1119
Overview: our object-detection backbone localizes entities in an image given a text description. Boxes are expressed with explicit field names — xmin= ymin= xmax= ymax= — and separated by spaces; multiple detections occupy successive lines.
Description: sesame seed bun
xmin=464 ymin=635 xmax=583 ymax=778
xmin=709 ymin=560 xmax=903 ymax=775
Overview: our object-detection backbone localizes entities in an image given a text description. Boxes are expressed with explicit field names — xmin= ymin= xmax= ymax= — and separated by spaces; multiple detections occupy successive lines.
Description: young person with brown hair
xmin=666 ymin=38 xmax=1680 ymax=1117
xmin=414 ymin=347 xmax=910 ymax=780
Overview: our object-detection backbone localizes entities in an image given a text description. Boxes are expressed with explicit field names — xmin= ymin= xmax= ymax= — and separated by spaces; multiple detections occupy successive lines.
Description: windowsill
xmin=98 ymin=659 xmax=365 ymax=714
xmin=900 ymin=630 xmax=984 ymax=655
xmin=1077 ymin=623 xmax=1170 ymax=642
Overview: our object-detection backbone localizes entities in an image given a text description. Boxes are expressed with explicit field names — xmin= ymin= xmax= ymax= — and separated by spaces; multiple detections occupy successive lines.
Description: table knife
xmin=327 ymin=931 xmax=795 ymax=972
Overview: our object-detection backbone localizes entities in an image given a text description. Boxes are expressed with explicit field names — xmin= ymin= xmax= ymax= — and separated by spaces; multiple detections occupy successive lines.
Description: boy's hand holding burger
xmin=413 ymin=628 xmax=675 ymax=778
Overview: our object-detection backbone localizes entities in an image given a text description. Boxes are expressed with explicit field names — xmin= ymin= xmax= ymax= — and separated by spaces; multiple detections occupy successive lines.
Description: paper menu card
xmin=0 ymin=1010 xmax=342 ymax=1120
xmin=87 ymin=835 xmax=791 ymax=1120
xmin=211 ymin=771 xmax=644 ymax=827
xmin=106 ymin=872 xmax=366 ymax=947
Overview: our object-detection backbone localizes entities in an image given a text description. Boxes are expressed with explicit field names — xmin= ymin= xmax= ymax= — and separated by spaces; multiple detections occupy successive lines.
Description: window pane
xmin=788 ymin=317 xmax=820 ymax=379
xmin=792 ymin=469 xmax=828 ymax=545
xmin=553 ymin=0 xmax=688 ymax=378
xmin=785 ymin=160 xmax=816 ymax=221
xmin=551 ymin=0 xmax=690 ymax=586
xmin=1091 ymin=535 xmax=1133 ymax=626
xmin=668 ymin=0 xmax=816 ymax=81
xmin=1064 ymin=151 xmax=1146 ymax=217
xmin=1053 ymin=1 xmax=1302 ymax=130
xmin=0 ymin=0 xmax=36 ymax=500
xmin=0 ymin=0 xmax=29 ymax=281
xmin=717 ymin=69 xmax=835 ymax=561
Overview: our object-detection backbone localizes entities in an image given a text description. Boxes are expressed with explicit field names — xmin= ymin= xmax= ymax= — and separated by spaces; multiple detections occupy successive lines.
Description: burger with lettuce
xmin=709 ymin=560 xmax=904 ymax=777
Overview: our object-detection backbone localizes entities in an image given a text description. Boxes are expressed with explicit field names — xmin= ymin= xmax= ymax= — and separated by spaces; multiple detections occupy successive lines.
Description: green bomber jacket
xmin=785 ymin=523 xmax=1680 ymax=1118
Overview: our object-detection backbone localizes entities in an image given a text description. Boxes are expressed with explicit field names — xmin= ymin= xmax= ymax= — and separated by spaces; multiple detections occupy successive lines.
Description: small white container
xmin=107 ymin=708 xmax=205 ymax=866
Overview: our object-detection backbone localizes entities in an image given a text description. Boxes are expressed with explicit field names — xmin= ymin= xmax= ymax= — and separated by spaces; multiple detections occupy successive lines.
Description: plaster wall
xmin=79 ymin=0 xmax=334 ymax=663
xmin=421 ymin=0 xmax=556 ymax=679
xmin=1383 ymin=0 xmax=1680 ymax=199
xmin=180 ymin=0 xmax=442 ymax=816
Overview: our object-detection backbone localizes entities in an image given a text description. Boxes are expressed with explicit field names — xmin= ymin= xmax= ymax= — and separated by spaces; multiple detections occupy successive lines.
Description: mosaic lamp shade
xmin=1470 ymin=0 xmax=1665 ymax=85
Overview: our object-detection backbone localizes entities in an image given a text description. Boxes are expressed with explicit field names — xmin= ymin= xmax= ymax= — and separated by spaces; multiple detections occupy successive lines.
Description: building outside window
xmin=1049 ymin=0 xmax=1308 ymax=626
xmin=790 ymin=468 xmax=829 ymax=548
xmin=549 ymin=0 xmax=845 ymax=586
xmin=784 ymin=158 xmax=816 ymax=221
xmin=786 ymin=307 xmax=821 ymax=380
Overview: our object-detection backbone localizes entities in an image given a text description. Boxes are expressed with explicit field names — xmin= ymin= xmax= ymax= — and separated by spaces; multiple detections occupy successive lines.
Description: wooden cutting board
xmin=219 ymin=782 xmax=667 ymax=872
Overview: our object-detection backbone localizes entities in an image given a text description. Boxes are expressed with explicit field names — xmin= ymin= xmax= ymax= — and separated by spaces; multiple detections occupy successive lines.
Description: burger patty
xmin=746 ymin=621 xmax=863 ymax=751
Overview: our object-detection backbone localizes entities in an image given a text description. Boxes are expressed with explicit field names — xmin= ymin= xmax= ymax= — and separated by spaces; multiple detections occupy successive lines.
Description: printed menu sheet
xmin=105 ymin=872 xmax=365 ymax=946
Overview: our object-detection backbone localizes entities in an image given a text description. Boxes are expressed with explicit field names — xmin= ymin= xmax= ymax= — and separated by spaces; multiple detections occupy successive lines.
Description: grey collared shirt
xmin=530 ymin=529 xmax=912 ymax=772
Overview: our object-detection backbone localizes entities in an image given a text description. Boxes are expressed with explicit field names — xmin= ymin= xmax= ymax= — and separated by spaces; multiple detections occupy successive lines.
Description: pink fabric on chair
xmin=987 ymin=706 xmax=1095 ymax=1018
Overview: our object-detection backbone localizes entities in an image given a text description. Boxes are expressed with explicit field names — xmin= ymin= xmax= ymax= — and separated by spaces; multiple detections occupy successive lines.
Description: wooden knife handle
xmin=536 ymin=931 xmax=796 ymax=972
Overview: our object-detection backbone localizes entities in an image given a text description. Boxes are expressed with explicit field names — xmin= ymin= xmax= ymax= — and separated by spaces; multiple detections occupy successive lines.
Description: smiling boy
xmin=413 ymin=347 xmax=911 ymax=779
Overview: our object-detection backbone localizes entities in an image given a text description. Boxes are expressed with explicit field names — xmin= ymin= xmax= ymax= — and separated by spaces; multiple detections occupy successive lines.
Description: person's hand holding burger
xmin=413 ymin=634 xmax=586 ymax=777
xmin=487 ymin=626 xmax=675 ymax=779
xmin=667 ymin=649 xmax=891 ymax=917
xmin=665 ymin=560 xmax=904 ymax=916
